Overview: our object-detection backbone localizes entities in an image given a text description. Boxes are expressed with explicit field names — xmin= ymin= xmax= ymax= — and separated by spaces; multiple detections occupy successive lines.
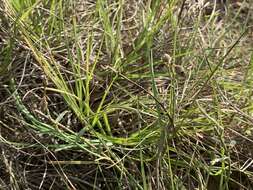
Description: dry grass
xmin=0 ymin=0 xmax=253 ymax=189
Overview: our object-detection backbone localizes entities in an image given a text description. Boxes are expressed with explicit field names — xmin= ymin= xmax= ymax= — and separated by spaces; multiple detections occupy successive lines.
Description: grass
xmin=0 ymin=0 xmax=253 ymax=189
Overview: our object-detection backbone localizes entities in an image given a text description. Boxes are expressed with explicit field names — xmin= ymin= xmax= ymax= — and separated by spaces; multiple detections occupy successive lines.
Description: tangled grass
xmin=0 ymin=0 xmax=253 ymax=189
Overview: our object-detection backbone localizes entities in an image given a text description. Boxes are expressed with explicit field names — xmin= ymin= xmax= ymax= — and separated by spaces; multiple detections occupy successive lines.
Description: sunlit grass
xmin=0 ymin=0 xmax=253 ymax=189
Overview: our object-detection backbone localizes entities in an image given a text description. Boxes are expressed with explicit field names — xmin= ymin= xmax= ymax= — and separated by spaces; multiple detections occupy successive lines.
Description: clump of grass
xmin=0 ymin=0 xmax=253 ymax=189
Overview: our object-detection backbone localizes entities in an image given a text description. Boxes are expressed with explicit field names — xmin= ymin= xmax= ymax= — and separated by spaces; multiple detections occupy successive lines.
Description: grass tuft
xmin=0 ymin=0 xmax=253 ymax=189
